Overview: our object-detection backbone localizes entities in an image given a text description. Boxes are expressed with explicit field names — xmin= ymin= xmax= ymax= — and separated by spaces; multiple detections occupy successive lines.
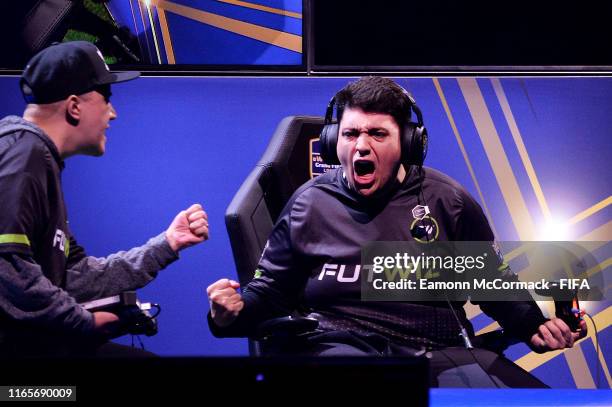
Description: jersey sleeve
xmin=456 ymin=191 xmax=548 ymax=341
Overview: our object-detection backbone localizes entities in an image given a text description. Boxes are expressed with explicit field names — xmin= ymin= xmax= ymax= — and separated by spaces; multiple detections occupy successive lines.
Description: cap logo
xmin=96 ymin=49 xmax=110 ymax=72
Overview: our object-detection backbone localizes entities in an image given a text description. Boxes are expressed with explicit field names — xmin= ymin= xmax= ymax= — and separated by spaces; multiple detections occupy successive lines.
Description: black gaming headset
xmin=319 ymin=85 xmax=428 ymax=168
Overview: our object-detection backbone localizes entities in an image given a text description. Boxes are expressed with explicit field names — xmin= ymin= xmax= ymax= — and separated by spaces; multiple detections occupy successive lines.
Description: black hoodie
xmin=210 ymin=165 xmax=547 ymax=349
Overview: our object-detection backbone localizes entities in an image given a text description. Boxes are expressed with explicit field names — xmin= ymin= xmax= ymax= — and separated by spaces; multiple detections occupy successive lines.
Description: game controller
xmin=80 ymin=291 xmax=159 ymax=336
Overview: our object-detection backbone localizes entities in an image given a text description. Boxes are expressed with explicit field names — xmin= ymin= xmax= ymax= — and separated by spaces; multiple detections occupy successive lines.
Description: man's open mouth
xmin=353 ymin=159 xmax=376 ymax=186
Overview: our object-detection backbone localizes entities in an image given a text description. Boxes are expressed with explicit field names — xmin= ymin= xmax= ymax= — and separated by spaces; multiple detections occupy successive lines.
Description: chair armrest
xmin=255 ymin=316 xmax=319 ymax=340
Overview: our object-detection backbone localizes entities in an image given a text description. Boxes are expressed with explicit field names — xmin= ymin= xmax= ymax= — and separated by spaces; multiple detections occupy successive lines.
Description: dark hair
xmin=335 ymin=76 xmax=413 ymax=129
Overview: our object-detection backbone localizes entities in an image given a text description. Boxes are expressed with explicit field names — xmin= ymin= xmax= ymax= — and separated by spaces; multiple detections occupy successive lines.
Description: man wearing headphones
xmin=0 ymin=41 xmax=209 ymax=357
xmin=207 ymin=77 xmax=586 ymax=386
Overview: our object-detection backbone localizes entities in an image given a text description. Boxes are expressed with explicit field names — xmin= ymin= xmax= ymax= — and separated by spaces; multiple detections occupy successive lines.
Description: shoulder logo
xmin=411 ymin=204 xmax=430 ymax=220
xmin=52 ymin=229 xmax=70 ymax=257
xmin=410 ymin=205 xmax=439 ymax=242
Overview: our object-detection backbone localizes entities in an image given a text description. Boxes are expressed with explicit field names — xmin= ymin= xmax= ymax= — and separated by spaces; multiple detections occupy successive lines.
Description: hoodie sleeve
xmin=0 ymin=252 xmax=95 ymax=335
xmin=64 ymin=232 xmax=179 ymax=303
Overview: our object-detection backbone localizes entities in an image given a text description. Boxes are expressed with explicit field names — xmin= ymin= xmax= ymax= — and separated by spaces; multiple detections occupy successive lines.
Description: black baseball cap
xmin=20 ymin=41 xmax=140 ymax=104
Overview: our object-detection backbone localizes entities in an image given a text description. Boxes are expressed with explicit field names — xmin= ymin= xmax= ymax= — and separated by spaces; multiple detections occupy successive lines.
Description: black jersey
xmin=212 ymin=166 xmax=546 ymax=348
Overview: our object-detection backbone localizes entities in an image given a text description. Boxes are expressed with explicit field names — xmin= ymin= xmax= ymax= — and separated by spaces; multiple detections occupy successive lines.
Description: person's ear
xmin=65 ymin=95 xmax=80 ymax=126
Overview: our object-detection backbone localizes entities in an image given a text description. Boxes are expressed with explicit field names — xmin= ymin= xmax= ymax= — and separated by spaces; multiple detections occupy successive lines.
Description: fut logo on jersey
xmin=317 ymin=263 xmax=361 ymax=282
xmin=52 ymin=229 xmax=70 ymax=257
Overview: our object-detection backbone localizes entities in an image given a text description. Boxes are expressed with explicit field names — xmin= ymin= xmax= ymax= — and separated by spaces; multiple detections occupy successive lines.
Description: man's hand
xmin=529 ymin=317 xmax=587 ymax=353
xmin=166 ymin=203 xmax=209 ymax=252
xmin=207 ymin=278 xmax=244 ymax=328
xmin=92 ymin=311 xmax=122 ymax=338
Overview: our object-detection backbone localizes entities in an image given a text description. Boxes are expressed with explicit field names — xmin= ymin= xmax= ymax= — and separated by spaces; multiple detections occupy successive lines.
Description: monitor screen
xmin=1 ymin=0 xmax=304 ymax=71
xmin=311 ymin=0 xmax=612 ymax=70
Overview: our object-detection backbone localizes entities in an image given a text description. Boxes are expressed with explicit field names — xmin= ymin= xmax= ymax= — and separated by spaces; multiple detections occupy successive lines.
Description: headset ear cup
xmin=419 ymin=126 xmax=428 ymax=165
xmin=402 ymin=123 xmax=427 ymax=167
xmin=319 ymin=122 xmax=340 ymax=165
xmin=402 ymin=122 xmax=417 ymax=167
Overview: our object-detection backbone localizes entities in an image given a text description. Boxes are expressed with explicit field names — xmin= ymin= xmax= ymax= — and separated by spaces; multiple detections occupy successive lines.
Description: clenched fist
xmin=207 ymin=278 xmax=244 ymax=328
xmin=166 ymin=203 xmax=209 ymax=252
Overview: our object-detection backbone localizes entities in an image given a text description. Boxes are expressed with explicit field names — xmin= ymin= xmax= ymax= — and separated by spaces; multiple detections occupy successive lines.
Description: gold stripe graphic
xmin=144 ymin=1 xmax=163 ymax=63
xmin=157 ymin=7 xmax=176 ymax=64
xmin=148 ymin=0 xmax=302 ymax=53
xmin=578 ymin=220 xmax=612 ymax=241
xmin=565 ymin=345 xmax=596 ymax=388
xmin=569 ymin=196 xmax=612 ymax=226
xmin=491 ymin=78 xmax=553 ymax=222
xmin=458 ymin=87 xmax=585 ymax=383
xmin=433 ymin=78 xmax=499 ymax=238
xmin=460 ymin=80 xmax=610 ymax=387
xmin=136 ymin=0 xmax=154 ymax=63
xmin=458 ymin=82 xmax=564 ymax=326
xmin=475 ymin=321 xmax=499 ymax=336
xmin=458 ymin=78 xmax=537 ymax=240
xmin=217 ymin=0 xmax=302 ymax=18
xmin=464 ymin=302 xmax=481 ymax=320
xmin=594 ymin=328 xmax=612 ymax=388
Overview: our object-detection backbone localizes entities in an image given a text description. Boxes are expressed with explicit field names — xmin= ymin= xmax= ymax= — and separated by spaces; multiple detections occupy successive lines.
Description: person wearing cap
xmin=0 ymin=41 xmax=209 ymax=357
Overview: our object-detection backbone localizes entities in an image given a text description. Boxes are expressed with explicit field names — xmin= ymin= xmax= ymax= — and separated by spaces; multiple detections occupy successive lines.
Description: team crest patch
xmin=410 ymin=205 xmax=439 ymax=242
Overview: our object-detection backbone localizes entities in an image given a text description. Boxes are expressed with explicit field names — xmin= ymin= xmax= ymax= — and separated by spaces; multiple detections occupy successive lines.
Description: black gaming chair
xmin=225 ymin=116 xmax=328 ymax=354
xmin=225 ymin=116 xmax=327 ymax=285
xmin=225 ymin=115 xmax=518 ymax=356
